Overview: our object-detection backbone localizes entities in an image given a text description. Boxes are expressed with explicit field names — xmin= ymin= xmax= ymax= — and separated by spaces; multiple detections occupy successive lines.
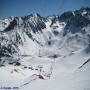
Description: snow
xmin=20 ymin=52 xmax=90 ymax=90
xmin=82 ymin=11 xmax=87 ymax=16
xmin=0 ymin=8 xmax=90 ymax=90
xmin=18 ymin=32 xmax=39 ymax=56
xmin=0 ymin=50 xmax=90 ymax=90
xmin=0 ymin=17 xmax=14 ymax=31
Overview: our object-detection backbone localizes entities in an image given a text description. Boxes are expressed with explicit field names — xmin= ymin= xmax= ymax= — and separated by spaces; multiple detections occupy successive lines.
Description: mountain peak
xmin=80 ymin=7 xmax=90 ymax=12
xmin=29 ymin=12 xmax=42 ymax=18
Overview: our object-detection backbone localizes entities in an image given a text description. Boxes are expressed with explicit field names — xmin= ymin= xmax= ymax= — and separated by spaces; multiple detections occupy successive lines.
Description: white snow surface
xmin=0 ymin=9 xmax=90 ymax=90
xmin=0 ymin=50 xmax=90 ymax=90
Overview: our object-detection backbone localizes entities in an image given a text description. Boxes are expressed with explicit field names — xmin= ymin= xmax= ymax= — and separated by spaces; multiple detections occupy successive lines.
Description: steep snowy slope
xmin=0 ymin=8 xmax=90 ymax=61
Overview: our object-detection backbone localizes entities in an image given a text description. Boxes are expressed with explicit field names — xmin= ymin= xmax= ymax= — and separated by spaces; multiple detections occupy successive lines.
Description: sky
xmin=0 ymin=0 xmax=90 ymax=18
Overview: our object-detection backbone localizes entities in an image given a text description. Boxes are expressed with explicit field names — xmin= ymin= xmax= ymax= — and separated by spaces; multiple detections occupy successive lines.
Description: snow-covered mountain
xmin=0 ymin=7 xmax=90 ymax=64
xmin=0 ymin=7 xmax=90 ymax=90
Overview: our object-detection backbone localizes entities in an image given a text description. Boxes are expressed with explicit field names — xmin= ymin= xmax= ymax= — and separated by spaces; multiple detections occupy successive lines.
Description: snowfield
xmin=0 ymin=51 xmax=90 ymax=90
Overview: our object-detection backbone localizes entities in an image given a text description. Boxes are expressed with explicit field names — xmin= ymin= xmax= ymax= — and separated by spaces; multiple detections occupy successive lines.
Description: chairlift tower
xmin=38 ymin=65 xmax=43 ymax=76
